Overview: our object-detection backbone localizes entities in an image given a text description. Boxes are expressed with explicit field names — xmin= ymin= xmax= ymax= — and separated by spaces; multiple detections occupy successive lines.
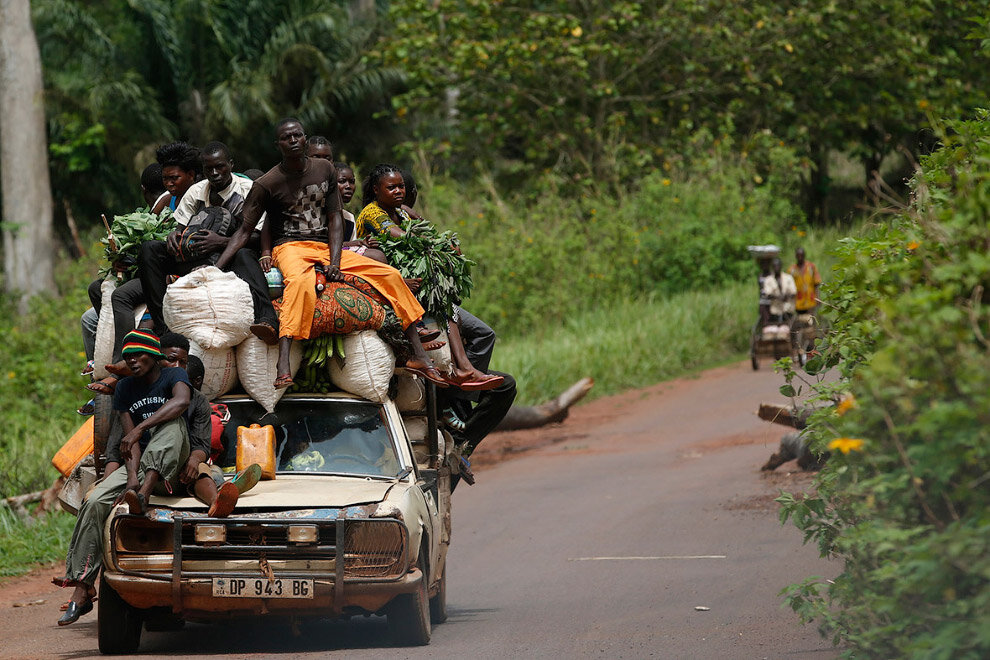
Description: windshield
xmin=218 ymin=397 xmax=403 ymax=478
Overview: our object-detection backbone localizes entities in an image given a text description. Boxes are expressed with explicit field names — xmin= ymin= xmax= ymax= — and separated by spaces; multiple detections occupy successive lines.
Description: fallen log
xmin=496 ymin=377 xmax=594 ymax=431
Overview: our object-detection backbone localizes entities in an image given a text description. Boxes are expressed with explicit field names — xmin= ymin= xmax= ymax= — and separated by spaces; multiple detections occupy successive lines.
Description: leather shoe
xmin=57 ymin=599 xmax=93 ymax=626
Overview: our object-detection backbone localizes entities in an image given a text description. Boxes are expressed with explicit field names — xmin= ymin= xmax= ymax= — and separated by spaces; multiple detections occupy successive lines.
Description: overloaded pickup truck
xmin=90 ymin=386 xmax=452 ymax=654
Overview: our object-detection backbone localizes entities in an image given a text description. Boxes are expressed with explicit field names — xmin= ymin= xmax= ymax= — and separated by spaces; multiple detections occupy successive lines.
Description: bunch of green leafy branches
xmin=99 ymin=208 xmax=174 ymax=280
xmin=379 ymin=218 xmax=474 ymax=321
xmin=777 ymin=110 xmax=990 ymax=658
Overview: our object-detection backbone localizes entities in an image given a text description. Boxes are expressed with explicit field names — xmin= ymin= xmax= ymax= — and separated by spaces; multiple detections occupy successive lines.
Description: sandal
xmin=80 ymin=360 xmax=94 ymax=377
xmin=422 ymin=339 xmax=447 ymax=351
xmin=442 ymin=408 xmax=466 ymax=432
xmin=447 ymin=372 xmax=504 ymax=392
xmin=76 ymin=399 xmax=96 ymax=416
xmin=250 ymin=322 xmax=279 ymax=346
xmin=273 ymin=373 xmax=294 ymax=390
xmin=457 ymin=454 xmax=476 ymax=486
xmin=417 ymin=327 xmax=441 ymax=343
xmin=86 ymin=376 xmax=118 ymax=396
xmin=123 ymin=490 xmax=147 ymax=515
xmin=104 ymin=362 xmax=131 ymax=377
xmin=403 ymin=362 xmax=449 ymax=388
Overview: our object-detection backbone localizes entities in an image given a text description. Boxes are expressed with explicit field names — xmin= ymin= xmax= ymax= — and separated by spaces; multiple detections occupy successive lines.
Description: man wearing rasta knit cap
xmin=56 ymin=329 xmax=194 ymax=626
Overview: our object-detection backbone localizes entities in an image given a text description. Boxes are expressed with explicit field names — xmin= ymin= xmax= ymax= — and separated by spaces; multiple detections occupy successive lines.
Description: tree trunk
xmin=0 ymin=0 xmax=55 ymax=304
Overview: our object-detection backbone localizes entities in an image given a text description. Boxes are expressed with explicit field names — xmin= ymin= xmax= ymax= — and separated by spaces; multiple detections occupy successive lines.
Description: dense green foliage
xmin=23 ymin=0 xmax=990 ymax=244
xmin=383 ymin=1 xmax=988 ymax=205
xmin=778 ymin=112 xmax=990 ymax=658
xmin=418 ymin=132 xmax=803 ymax=335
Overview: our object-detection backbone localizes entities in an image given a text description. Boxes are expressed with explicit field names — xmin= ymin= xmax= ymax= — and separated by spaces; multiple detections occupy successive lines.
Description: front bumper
xmin=104 ymin=567 xmax=423 ymax=617
xmin=104 ymin=510 xmax=416 ymax=618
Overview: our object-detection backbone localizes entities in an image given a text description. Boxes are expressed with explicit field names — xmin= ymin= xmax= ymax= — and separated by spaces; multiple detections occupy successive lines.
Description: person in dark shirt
xmin=56 ymin=330 xmax=192 ymax=626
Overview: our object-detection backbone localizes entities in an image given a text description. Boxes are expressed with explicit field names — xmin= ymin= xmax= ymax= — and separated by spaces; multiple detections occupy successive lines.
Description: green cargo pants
xmin=63 ymin=417 xmax=189 ymax=586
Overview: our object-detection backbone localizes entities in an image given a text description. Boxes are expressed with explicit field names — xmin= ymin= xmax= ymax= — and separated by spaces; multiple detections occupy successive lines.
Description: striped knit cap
xmin=121 ymin=329 xmax=164 ymax=359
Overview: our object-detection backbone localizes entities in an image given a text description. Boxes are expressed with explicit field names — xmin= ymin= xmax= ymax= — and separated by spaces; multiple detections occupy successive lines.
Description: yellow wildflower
xmin=798 ymin=230 xmax=806 ymax=237
xmin=662 ymin=178 xmax=671 ymax=186
xmin=396 ymin=107 xmax=408 ymax=118
xmin=755 ymin=19 xmax=765 ymax=29
xmin=835 ymin=395 xmax=857 ymax=416
xmin=571 ymin=26 xmax=583 ymax=38
xmin=753 ymin=174 xmax=764 ymax=184
xmin=828 ymin=438 xmax=865 ymax=455
xmin=6 ymin=371 xmax=14 ymax=380
xmin=907 ymin=240 xmax=920 ymax=251
xmin=784 ymin=43 xmax=794 ymax=53
xmin=918 ymin=99 xmax=929 ymax=110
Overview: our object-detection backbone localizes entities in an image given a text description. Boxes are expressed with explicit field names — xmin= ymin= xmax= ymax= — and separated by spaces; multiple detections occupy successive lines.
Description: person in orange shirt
xmin=789 ymin=247 xmax=821 ymax=314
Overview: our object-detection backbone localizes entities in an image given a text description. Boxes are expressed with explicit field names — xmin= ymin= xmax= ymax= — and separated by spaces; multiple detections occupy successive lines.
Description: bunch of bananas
xmin=292 ymin=334 xmax=346 ymax=393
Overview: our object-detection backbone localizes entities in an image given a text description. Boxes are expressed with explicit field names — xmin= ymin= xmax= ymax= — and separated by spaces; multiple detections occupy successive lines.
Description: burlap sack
xmin=328 ymin=331 xmax=395 ymax=403
xmin=190 ymin=341 xmax=238 ymax=400
xmin=236 ymin=335 xmax=303 ymax=413
xmin=164 ymin=267 xmax=252 ymax=349
xmin=394 ymin=373 xmax=426 ymax=413
xmin=92 ymin=279 xmax=117 ymax=379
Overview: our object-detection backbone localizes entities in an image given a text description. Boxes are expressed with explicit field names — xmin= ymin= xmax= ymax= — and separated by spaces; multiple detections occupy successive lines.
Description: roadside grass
xmin=0 ymin=506 xmax=73 ymax=578
xmin=492 ymin=282 xmax=753 ymax=405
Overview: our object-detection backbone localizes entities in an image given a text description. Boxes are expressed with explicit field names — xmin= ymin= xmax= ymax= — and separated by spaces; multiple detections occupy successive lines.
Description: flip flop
xmin=273 ymin=373 xmax=294 ymax=389
xmin=403 ymin=363 xmax=449 ymax=388
xmin=231 ymin=464 xmax=262 ymax=494
xmin=208 ymin=482 xmax=239 ymax=518
xmin=76 ymin=399 xmax=96 ymax=416
xmin=105 ymin=363 xmax=132 ymax=377
xmin=80 ymin=360 xmax=94 ymax=377
xmin=417 ymin=327 xmax=442 ymax=343
xmin=123 ymin=490 xmax=146 ymax=515
xmin=86 ymin=377 xmax=118 ymax=396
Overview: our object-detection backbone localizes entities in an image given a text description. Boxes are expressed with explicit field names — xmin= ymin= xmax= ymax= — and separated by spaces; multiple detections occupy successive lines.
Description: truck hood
xmin=150 ymin=474 xmax=396 ymax=510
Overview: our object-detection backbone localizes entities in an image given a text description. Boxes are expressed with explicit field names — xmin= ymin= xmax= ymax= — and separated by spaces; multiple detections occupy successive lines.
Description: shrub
xmin=778 ymin=111 xmax=990 ymax=658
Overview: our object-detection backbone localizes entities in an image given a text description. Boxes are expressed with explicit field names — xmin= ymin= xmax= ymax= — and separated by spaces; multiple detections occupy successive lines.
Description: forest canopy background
xmin=20 ymin=0 xmax=990 ymax=232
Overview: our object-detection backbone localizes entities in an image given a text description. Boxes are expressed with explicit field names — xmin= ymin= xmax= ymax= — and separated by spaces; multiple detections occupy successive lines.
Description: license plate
xmin=212 ymin=577 xmax=314 ymax=599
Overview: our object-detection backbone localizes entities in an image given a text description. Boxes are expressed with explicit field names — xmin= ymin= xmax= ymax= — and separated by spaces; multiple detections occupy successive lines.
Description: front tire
xmin=429 ymin=563 xmax=447 ymax=624
xmin=98 ymin=574 xmax=143 ymax=654
xmin=388 ymin=554 xmax=431 ymax=646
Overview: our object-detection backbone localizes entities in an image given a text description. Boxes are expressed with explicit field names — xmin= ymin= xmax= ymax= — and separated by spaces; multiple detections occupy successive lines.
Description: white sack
xmin=420 ymin=316 xmax=453 ymax=374
xmin=190 ymin=341 xmax=238 ymax=399
xmin=329 ymin=331 xmax=395 ymax=403
xmin=164 ymin=267 xmax=252 ymax=350
xmin=394 ymin=373 xmax=426 ymax=413
xmin=236 ymin=336 xmax=302 ymax=413
xmin=92 ymin=279 xmax=117 ymax=379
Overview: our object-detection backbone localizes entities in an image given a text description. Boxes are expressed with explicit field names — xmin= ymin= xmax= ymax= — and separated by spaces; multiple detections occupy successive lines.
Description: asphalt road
xmin=2 ymin=361 xmax=837 ymax=659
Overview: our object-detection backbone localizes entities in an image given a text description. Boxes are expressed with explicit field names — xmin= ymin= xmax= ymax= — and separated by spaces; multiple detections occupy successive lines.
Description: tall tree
xmin=0 ymin=0 xmax=55 ymax=301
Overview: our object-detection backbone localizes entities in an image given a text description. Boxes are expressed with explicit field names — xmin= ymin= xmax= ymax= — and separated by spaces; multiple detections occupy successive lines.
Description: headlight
xmin=343 ymin=521 xmax=407 ymax=578
xmin=114 ymin=518 xmax=172 ymax=553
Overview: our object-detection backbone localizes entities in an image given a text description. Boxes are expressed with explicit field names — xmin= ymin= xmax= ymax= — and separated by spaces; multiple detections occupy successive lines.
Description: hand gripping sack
xmin=190 ymin=341 xmax=238 ymax=400
xmin=164 ymin=266 xmax=253 ymax=349
xmin=328 ymin=330 xmax=395 ymax=403
xmin=236 ymin=335 xmax=303 ymax=413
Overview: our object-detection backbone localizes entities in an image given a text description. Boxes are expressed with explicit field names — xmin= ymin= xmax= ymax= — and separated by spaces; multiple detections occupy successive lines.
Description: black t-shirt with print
xmin=113 ymin=367 xmax=191 ymax=449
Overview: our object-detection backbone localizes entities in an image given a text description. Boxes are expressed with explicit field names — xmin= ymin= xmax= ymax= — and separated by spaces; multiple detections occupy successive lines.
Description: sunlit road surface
xmin=6 ymin=361 xmax=836 ymax=659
